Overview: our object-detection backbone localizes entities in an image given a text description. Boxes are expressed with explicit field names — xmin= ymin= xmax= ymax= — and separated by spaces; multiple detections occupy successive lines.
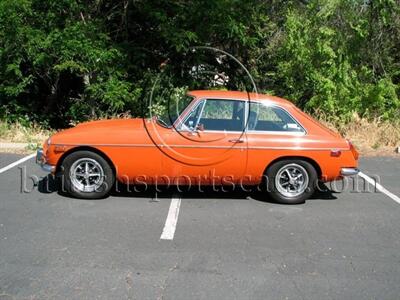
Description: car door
xmin=161 ymin=98 xmax=248 ymax=185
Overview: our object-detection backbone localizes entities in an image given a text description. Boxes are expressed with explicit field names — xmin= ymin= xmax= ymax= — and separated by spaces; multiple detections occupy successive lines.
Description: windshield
xmin=156 ymin=95 xmax=194 ymax=128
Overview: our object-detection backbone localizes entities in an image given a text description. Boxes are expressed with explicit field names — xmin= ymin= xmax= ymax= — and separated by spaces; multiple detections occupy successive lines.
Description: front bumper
xmin=36 ymin=149 xmax=55 ymax=173
xmin=341 ymin=167 xmax=360 ymax=176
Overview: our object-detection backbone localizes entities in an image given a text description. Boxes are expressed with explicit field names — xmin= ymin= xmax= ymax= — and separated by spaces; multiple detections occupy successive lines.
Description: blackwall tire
xmin=266 ymin=159 xmax=317 ymax=204
xmin=61 ymin=150 xmax=114 ymax=199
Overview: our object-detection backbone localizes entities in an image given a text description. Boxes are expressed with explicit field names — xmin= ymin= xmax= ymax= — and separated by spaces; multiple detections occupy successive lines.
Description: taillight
xmin=348 ymin=140 xmax=359 ymax=160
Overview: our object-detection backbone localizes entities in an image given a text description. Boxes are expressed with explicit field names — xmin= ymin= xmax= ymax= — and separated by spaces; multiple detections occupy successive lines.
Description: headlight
xmin=47 ymin=137 xmax=52 ymax=146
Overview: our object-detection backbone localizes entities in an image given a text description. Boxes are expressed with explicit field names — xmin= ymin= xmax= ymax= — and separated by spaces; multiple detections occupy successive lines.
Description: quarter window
xmin=247 ymin=102 xmax=304 ymax=133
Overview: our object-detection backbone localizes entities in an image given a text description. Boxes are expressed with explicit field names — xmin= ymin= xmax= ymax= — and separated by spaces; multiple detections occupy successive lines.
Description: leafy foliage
xmin=0 ymin=0 xmax=399 ymax=128
xmin=273 ymin=0 xmax=400 ymax=121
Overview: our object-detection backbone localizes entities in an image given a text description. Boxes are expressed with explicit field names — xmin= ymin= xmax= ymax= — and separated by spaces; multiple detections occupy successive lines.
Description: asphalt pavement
xmin=0 ymin=153 xmax=399 ymax=300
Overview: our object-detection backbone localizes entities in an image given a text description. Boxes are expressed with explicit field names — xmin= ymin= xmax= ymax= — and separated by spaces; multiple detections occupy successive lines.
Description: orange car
xmin=36 ymin=90 xmax=359 ymax=204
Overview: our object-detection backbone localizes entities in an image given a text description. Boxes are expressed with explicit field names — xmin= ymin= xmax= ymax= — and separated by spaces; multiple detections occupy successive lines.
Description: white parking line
xmin=160 ymin=196 xmax=181 ymax=240
xmin=359 ymin=171 xmax=400 ymax=205
xmin=0 ymin=153 xmax=36 ymax=174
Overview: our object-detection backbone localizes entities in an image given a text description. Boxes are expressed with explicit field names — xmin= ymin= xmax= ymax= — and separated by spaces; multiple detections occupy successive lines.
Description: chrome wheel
xmin=275 ymin=163 xmax=309 ymax=198
xmin=69 ymin=158 xmax=105 ymax=192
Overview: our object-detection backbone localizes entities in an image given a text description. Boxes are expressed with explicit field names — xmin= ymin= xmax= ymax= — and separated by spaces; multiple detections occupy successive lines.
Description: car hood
xmin=75 ymin=118 xmax=143 ymax=130
xmin=50 ymin=118 xmax=147 ymax=145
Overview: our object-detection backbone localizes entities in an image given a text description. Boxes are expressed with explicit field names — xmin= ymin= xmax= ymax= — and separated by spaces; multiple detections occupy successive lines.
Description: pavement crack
xmin=125 ymin=271 xmax=134 ymax=300
xmin=156 ymin=263 xmax=179 ymax=300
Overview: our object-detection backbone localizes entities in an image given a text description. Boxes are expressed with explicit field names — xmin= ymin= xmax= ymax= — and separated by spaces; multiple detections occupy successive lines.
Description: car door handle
xmin=228 ymin=138 xmax=244 ymax=143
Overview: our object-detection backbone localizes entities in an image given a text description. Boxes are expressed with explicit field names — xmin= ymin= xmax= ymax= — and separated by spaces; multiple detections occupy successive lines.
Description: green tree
xmin=0 ymin=0 xmax=399 ymax=128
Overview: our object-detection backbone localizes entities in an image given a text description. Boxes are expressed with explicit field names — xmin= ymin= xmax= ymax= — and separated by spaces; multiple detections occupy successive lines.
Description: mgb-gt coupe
xmin=36 ymin=90 xmax=359 ymax=204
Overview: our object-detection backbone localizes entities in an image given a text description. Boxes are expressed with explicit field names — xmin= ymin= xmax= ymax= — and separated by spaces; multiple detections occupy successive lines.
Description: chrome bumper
xmin=36 ymin=149 xmax=55 ymax=173
xmin=341 ymin=167 xmax=360 ymax=176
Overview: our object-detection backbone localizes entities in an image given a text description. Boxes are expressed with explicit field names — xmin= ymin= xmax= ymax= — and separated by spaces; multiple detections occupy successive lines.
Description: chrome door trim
xmin=53 ymin=143 xmax=347 ymax=151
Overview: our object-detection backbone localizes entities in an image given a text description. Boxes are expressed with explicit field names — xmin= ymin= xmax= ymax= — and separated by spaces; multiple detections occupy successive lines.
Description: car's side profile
xmin=36 ymin=90 xmax=359 ymax=204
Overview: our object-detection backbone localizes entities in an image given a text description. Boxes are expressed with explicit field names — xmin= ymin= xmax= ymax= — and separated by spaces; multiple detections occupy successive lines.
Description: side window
xmin=247 ymin=102 xmax=305 ymax=132
xmin=198 ymin=99 xmax=245 ymax=132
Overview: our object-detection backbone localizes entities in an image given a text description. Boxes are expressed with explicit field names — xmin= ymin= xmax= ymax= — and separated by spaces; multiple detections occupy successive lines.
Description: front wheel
xmin=61 ymin=150 xmax=115 ymax=199
xmin=266 ymin=160 xmax=317 ymax=204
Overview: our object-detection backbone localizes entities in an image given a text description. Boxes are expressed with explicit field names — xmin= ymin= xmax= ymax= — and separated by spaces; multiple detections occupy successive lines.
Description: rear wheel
xmin=266 ymin=159 xmax=317 ymax=204
xmin=61 ymin=151 xmax=115 ymax=199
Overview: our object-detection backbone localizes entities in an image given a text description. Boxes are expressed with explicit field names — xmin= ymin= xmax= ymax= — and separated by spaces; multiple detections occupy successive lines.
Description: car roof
xmin=187 ymin=90 xmax=294 ymax=107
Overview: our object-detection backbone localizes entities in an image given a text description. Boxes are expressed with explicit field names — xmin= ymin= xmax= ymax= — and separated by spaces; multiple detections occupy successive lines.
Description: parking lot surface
xmin=0 ymin=153 xmax=399 ymax=300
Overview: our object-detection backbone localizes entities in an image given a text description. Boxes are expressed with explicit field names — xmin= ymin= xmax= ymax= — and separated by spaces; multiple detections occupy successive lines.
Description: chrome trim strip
xmin=246 ymin=131 xmax=306 ymax=136
xmin=53 ymin=143 xmax=348 ymax=151
xmin=177 ymin=129 xmax=305 ymax=136
xmin=248 ymin=146 xmax=349 ymax=151
xmin=341 ymin=168 xmax=360 ymax=176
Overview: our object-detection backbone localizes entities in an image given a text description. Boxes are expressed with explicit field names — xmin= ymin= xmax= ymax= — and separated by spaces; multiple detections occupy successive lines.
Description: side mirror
xmin=196 ymin=123 xmax=205 ymax=132
xmin=186 ymin=123 xmax=204 ymax=137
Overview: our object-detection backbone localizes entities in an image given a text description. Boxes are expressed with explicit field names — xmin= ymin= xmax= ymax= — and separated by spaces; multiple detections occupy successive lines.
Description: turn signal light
xmin=54 ymin=145 xmax=67 ymax=153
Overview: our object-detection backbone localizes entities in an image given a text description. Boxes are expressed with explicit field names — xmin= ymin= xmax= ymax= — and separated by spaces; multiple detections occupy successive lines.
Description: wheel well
xmin=264 ymin=156 xmax=322 ymax=178
xmin=56 ymin=146 xmax=116 ymax=175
